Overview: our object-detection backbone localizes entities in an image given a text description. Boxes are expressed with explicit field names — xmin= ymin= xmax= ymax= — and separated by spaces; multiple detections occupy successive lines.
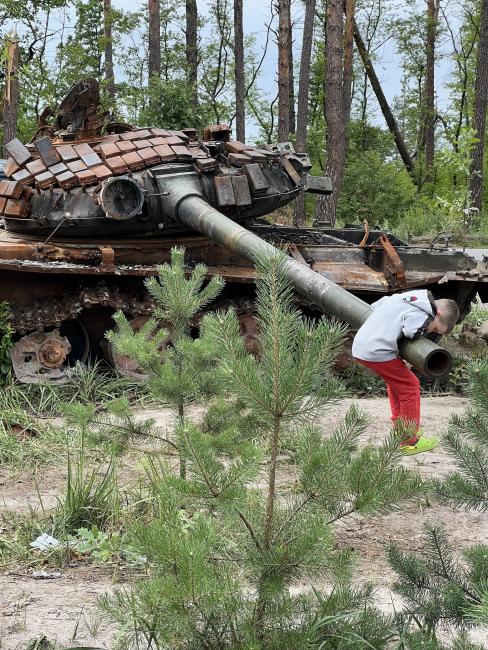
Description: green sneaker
xmin=401 ymin=436 xmax=439 ymax=456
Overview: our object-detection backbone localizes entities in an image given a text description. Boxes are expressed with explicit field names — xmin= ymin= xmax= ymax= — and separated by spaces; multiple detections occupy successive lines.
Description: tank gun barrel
xmin=156 ymin=169 xmax=451 ymax=378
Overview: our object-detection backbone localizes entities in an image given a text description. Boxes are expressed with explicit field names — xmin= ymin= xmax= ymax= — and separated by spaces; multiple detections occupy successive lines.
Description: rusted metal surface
xmin=11 ymin=329 xmax=71 ymax=384
xmin=358 ymin=219 xmax=369 ymax=247
xmin=379 ymin=234 xmax=406 ymax=288
xmin=0 ymin=77 xmax=486 ymax=383
xmin=288 ymin=243 xmax=309 ymax=266
xmin=311 ymin=261 xmax=390 ymax=292
xmin=100 ymin=245 xmax=115 ymax=270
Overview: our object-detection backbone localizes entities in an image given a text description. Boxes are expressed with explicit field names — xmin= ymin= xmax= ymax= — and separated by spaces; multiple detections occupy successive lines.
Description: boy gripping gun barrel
xmin=352 ymin=290 xmax=459 ymax=455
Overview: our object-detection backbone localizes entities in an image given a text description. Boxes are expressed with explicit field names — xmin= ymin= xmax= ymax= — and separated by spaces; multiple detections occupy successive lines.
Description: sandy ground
xmin=1 ymin=395 xmax=488 ymax=649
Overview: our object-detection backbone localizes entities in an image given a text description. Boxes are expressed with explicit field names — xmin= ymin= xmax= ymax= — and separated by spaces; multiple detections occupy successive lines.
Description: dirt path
xmin=1 ymin=395 xmax=488 ymax=649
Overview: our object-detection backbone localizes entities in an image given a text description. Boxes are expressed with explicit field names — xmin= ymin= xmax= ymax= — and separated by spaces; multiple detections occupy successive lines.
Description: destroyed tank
xmin=0 ymin=78 xmax=487 ymax=384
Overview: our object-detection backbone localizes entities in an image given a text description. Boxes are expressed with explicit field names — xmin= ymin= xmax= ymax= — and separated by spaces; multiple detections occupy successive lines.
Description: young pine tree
xmin=106 ymin=246 xmax=224 ymax=477
xmin=388 ymin=360 xmax=488 ymax=641
xmin=101 ymin=253 xmax=424 ymax=650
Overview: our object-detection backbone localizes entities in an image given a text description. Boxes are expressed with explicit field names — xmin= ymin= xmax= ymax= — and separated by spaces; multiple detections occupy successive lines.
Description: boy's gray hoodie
xmin=352 ymin=289 xmax=437 ymax=362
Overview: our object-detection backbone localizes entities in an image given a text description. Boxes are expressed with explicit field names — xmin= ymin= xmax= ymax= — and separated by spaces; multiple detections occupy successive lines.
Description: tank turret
xmin=1 ymin=79 xmax=329 ymax=239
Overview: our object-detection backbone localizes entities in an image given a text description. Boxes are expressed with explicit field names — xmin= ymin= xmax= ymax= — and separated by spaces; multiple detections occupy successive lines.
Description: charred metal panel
xmin=311 ymin=261 xmax=389 ymax=292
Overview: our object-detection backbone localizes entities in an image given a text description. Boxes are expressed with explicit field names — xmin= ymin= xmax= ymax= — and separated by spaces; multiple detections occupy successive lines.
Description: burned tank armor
xmin=0 ymin=79 xmax=487 ymax=384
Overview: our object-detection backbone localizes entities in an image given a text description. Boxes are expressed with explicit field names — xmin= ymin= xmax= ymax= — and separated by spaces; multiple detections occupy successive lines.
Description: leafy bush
xmin=337 ymin=150 xmax=414 ymax=229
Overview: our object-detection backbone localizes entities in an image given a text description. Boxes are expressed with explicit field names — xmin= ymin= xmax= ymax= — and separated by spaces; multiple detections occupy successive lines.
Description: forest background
xmin=1 ymin=0 xmax=488 ymax=239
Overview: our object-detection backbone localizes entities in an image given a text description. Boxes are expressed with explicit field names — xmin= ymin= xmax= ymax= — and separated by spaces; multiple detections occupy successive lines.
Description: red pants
xmin=355 ymin=357 xmax=420 ymax=434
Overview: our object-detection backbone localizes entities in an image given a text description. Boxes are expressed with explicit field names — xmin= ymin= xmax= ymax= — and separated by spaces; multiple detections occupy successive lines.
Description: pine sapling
xmin=388 ymin=360 xmax=488 ymax=637
xmin=101 ymin=253 xmax=425 ymax=649
xmin=434 ymin=360 xmax=488 ymax=510
xmin=202 ymin=253 xmax=424 ymax=643
xmin=106 ymin=246 xmax=224 ymax=477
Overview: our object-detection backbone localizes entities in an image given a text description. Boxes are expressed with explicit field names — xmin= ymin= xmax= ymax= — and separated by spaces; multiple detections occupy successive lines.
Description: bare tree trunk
xmin=358 ymin=0 xmax=382 ymax=150
xmin=103 ymin=0 xmax=116 ymax=101
xmin=288 ymin=4 xmax=296 ymax=136
xmin=186 ymin=0 xmax=198 ymax=106
xmin=294 ymin=0 xmax=316 ymax=226
xmin=234 ymin=0 xmax=245 ymax=141
xmin=440 ymin=3 xmax=476 ymax=161
xmin=277 ymin=0 xmax=291 ymax=141
xmin=353 ymin=19 xmax=416 ymax=178
xmin=343 ymin=0 xmax=355 ymax=117
xmin=314 ymin=0 xmax=347 ymax=226
xmin=424 ymin=0 xmax=438 ymax=175
xmin=3 ymin=33 xmax=19 ymax=155
xmin=148 ymin=0 xmax=161 ymax=79
xmin=470 ymin=0 xmax=488 ymax=212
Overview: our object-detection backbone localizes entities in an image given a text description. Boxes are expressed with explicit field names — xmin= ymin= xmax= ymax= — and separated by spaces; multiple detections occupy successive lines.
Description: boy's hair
xmin=435 ymin=298 xmax=460 ymax=331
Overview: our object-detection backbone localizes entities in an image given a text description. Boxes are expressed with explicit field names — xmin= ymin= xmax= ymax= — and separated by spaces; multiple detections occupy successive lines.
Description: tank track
xmin=10 ymin=283 xmax=257 ymax=336
xmin=10 ymin=282 xmax=155 ymax=335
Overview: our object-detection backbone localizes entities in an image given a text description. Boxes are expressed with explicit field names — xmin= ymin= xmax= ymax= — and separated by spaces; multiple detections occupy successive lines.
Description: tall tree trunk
xmin=3 ymin=33 xmax=19 ymax=155
xmin=424 ymin=0 xmax=438 ymax=175
xmin=314 ymin=0 xmax=347 ymax=226
xmin=277 ymin=0 xmax=291 ymax=141
xmin=148 ymin=0 xmax=161 ymax=79
xmin=470 ymin=0 xmax=488 ymax=212
xmin=234 ymin=0 xmax=245 ymax=141
xmin=186 ymin=0 xmax=198 ymax=106
xmin=103 ymin=0 xmax=116 ymax=102
xmin=288 ymin=4 xmax=296 ymax=136
xmin=353 ymin=19 xmax=416 ymax=178
xmin=293 ymin=0 xmax=316 ymax=226
xmin=342 ymin=0 xmax=355 ymax=116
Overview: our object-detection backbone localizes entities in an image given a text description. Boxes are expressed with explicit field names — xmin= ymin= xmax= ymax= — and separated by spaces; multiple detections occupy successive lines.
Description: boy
xmin=352 ymin=289 xmax=459 ymax=455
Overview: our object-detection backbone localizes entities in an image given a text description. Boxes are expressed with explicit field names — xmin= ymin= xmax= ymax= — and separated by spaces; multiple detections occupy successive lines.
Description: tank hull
xmin=2 ymin=224 xmax=487 ymax=378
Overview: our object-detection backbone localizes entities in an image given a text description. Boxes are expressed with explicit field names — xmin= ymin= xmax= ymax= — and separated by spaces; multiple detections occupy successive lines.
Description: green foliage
xmin=435 ymin=307 xmax=488 ymax=394
xmin=23 ymin=635 xmax=57 ymax=650
xmin=388 ymin=524 xmax=488 ymax=632
xmin=55 ymin=433 xmax=119 ymax=535
xmin=387 ymin=360 xmax=488 ymax=639
xmin=310 ymin=584 xmax=394 ymax=649
xmin=340 ymin=362 xmax=385 ymax=397
xmin=336 ymin=124 xmax=416 ymax=229
xmin=394 ymin=196 xmax=441 ymax=238
xmin=203 ymin=254 xmax=347 ymax=423
xmin=100 ymin=253 xmax=424 ymax=649
xmin=0 ymin=362 xmax=152 ymax=418
xmin=0 ymin=415 xmax=60 ymax=467
xmin=107 ymin=247 xmax=224 ymax=408
xmin=0 ymin=508 xmax=48 ymax=566
xmin=434 ymin=360 xmax=488 ymax=510
xmin=297 ymin=412 xmax=424 ymax=520
xmin=55 ymin=0 xmax=102 ymax=89
xmin=137 ymin=76 xmax=210 ymax=130
xmin=61 ymin=397 xmax=171 ymax=458
xmin=107 ymin=247 xmax=224 ymax=478
xmin=70 ymin=525 xmax=143 ymax=565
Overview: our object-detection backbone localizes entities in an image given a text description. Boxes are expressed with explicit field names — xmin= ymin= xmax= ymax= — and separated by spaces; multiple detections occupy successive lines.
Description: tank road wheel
xmin=11 ymin=320 xmax=90 ymax=384
xmin=107 ymin=316 xmax=155 ymax=381
xmin=12 ymin=330 xmax=71 ymax=384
